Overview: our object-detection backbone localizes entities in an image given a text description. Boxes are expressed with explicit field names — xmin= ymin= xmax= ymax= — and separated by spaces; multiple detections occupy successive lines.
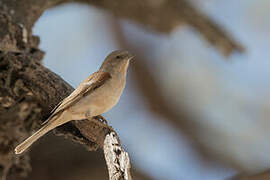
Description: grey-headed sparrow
xmin=15 ymin=50 xmax=134 ymax=154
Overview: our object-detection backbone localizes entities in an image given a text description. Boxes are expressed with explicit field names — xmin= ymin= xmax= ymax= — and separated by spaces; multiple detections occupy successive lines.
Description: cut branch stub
xmin=104 ymin=132 xmax=132 ymax=180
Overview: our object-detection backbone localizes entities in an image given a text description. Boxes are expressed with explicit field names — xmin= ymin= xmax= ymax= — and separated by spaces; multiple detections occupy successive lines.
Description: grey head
xmin=100 ymin=50 xmax=134 ymax=74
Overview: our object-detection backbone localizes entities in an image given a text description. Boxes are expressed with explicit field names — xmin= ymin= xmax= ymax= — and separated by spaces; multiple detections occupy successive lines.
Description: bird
xmin=15 ymin=50 xmax=134 ymax=154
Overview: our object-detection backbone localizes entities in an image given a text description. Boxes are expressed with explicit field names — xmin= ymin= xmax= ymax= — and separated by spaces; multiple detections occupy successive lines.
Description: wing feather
xmin=43 ymin=71 xmax=111 ymax=124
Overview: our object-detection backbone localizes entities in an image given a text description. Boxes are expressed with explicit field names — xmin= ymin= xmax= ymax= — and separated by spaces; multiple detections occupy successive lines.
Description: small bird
xmin=15 ymin=50 xmax=134 ymax=154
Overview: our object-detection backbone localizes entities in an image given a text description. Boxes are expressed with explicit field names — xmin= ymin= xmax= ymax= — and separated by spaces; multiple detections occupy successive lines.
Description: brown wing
xmin=43 ymin=71 xmax=111 ymax=124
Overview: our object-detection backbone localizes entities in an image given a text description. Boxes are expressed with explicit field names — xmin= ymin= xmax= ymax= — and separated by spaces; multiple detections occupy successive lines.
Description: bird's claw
xmin=95 ymin=115 xmax=108 ymax=124
xmin=88 ymin=115 xmax=113 ymax=131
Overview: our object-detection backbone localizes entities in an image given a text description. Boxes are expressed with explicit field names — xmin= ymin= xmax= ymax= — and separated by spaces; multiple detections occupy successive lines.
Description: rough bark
xmin=0 ymin=0 xmax=244 ymax=179
xmin=0 ymin=50 xmax=111 ymax=179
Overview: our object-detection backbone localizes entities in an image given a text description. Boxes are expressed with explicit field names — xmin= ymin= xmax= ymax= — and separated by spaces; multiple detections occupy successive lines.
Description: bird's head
xmin=100 ymin=50 xmax=134 ymax=75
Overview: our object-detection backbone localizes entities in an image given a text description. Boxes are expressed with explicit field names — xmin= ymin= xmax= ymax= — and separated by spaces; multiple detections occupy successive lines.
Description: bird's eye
xmin=116 ymin=55 xmax=121 ymax=59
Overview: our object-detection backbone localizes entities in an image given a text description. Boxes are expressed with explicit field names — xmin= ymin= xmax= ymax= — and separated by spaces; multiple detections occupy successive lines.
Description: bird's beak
xmin=127 ymin=54 xmax=135 ymax=61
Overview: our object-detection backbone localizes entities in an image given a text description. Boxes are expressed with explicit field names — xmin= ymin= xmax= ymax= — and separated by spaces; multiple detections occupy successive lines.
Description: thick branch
xmin=0 ymin=51 xmax=112 ymax=179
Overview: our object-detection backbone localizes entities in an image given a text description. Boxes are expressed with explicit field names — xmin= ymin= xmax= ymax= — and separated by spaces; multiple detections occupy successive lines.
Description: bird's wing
xmin=43 ymin=71 xmax=111 ymax=124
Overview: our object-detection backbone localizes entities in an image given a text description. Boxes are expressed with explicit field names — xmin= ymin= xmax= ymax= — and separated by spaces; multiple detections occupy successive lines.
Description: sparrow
xmin=15 ymin=50 xmax=134 ymax=154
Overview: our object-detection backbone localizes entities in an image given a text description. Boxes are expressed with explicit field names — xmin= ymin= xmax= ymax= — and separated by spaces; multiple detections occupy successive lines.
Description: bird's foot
xmin=95 ymin=115 xmax=108 ymax=124
xmin=88 ymin=115 xmax=113 ymax=131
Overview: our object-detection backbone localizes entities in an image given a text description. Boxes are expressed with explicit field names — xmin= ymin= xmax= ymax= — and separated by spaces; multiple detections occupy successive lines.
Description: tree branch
xmin=86 ymin=0 xmax=244 ymax=56
xmin=0 ymin=51 xmax=114 ymax=179
xmin=104 ymin=132 xmax=132 ymax=180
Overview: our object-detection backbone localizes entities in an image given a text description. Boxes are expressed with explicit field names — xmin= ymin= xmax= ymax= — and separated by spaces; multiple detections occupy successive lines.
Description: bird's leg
xmin=85 ymin=111 xmax=91 ymax=118
xmin=85 ymin=111 xmax=112 ymax=131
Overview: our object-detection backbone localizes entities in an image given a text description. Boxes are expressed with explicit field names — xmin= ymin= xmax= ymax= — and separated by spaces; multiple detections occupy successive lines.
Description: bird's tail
xmin=15 ymin=120 xmax=55 ymax=154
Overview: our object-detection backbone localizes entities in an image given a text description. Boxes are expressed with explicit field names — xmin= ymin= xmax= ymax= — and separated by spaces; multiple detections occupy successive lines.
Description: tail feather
xmin=15 ymin=121 xmax=55 ymax=154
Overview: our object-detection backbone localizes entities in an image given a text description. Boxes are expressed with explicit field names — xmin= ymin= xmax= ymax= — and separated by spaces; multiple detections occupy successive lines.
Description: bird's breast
xmin=75 ymin=76 xmax=126 ymax=117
